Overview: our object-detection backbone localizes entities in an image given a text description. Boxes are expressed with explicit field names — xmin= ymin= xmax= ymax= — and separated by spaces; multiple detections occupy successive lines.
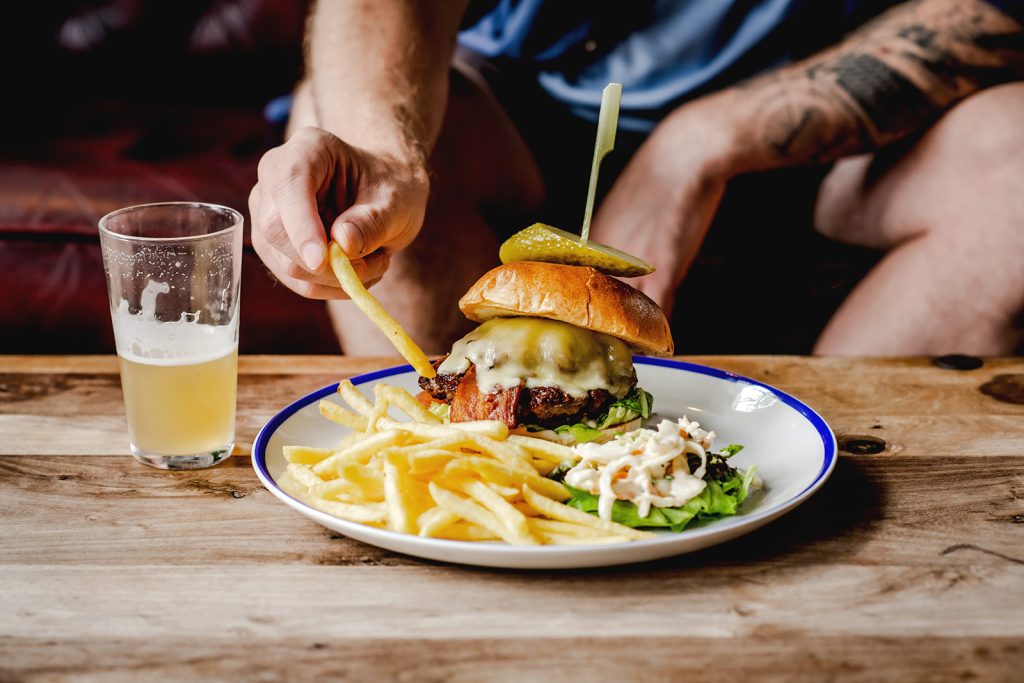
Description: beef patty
xmin=418 ymin=357 xmax=635 ymax=428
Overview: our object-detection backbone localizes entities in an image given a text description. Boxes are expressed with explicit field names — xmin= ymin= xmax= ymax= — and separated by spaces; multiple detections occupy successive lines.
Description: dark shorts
xmin=458 ymin=49 xmax=881 ymax=354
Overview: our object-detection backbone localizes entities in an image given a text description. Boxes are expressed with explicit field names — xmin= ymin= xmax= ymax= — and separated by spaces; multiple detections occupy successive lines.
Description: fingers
xmin=330 ymin=173 xmax=426 ymax=259
xmin=250 ymin=126 xmax=415 ymax=300
xmin=256 ymin=127 xmax=338 ymax=270
xmin=252 ymin=210 xmax=391 ymax=299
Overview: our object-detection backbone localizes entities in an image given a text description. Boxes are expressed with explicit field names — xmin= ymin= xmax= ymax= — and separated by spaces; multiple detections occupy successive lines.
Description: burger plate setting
xmin=254 ymin=262 xmax=836 ymax=569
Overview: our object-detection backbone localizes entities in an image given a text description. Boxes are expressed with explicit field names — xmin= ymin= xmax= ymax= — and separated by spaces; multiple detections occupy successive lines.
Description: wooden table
xmin=2 ymin=355 xmax=1022 ymax=681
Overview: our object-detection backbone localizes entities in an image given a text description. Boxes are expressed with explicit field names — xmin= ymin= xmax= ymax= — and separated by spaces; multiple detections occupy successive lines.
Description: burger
xmin=417 ymin=261 xmax=674 ymax=444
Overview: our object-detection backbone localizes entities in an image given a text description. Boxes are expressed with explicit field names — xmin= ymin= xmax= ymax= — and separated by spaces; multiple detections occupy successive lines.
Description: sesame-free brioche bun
xmin=458 ymin=262 xmax=674 ymax=356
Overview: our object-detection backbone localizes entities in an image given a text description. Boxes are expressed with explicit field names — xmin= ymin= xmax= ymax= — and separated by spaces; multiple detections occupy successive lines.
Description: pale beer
xmin=118 ymin=347 xmax=238 ymax=456
xmin=99 ymin=202 xmax=243 ymax=469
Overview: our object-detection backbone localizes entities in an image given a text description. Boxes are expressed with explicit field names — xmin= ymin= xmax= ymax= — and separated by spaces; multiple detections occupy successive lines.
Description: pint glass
xmin=99 ymin=202 xmax=243 ymax=469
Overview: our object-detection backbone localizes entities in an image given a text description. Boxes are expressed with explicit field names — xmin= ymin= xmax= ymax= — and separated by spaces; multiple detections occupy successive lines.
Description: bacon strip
xmin=449 ymin=366 xmax=522 ymax=428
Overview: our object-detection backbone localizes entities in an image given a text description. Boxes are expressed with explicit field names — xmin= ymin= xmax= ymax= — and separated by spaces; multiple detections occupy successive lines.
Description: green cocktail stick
xmin=580 ymin=82 xmax=622 ymax=243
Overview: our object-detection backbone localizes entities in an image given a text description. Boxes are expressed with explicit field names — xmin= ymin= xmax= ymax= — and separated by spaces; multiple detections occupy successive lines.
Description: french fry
xmin=440 ymin=521 xmax=501 ymax=542
xmin=336 ymin=432 xmax=361 ymax=450
xmin=278 ymin=470 xmax=310 ymax=500
xmin=484 ymin=481 xmax=520 ymax=499
xmin=443 ymin=457 xmax=569 ymax=501
xmin=507 ymin=434 xmax=580 ymax=464
xmin=391 ymin=434 xmax=471 ymax=454
xmin=512 ymin=501 xmax=541 ymax=517
xmin=530 ymin=458 xmax=556 ymax=476
xmin=331 ymin=462 xmax=385 ymax=501
xmin=365 ymin=384 xmax=390 ymax=434
xmin=407 ymin=449 xmax=458 ymax=477
xmin=460 ymin=479 xmax=538 ymax=545
xmin=381 ymin=385 xmax=441 ymax=424
xmin=383 ymin=451 xmax=431 ymax=534
xmin=313 ymin=429 xmax=407 ymax=478
xmin=338 ymin=379 xmax=375 ymax=417
xmin=286 ymin=379 xmax=651 ymax=546
xmin=528 ymin=518 xmax=611 ymax=537
xmin=310 ymin=478 xmax=359 ymax=501
xmin=319 ymin=400 xmax=369 ymax=432
xmin=428 ymin=481 xmax=513 ymax=543
xmin=306 ymin=497 xmax=388 ymax=524
xmin=417 ymin=507 xmax=460 ymax=538
xmin=287 ymin=463 xmax=324 ymax=489
xmin=283 ymin=445 xmax=333 ymax=466
xmin=328 ymin=242 xmax=435 ymax=378
xmin=460 ymin=433 xmax=534 ymax=472
xmin=448 ymin=420 xmax=511 ymax=439
xmin=521 ymin=485 xmax=654 ymax=540
xmin=377 ymin=417 xmax=508 ymax=441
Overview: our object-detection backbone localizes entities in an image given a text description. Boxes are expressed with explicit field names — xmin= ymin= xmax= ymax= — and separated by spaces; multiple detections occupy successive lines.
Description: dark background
xmin=0 ymin=0 xmax=880 ymax=355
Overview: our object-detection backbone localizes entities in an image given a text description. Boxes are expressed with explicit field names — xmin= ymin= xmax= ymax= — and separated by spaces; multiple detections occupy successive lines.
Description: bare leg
xmin=289 ymin=70 xmax=545 ymax=355
xmin=813 ymin=83 xmax=1024 ymax=356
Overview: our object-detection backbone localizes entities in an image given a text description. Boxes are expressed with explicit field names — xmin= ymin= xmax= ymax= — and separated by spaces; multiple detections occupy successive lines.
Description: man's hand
xmin=249 ymin=126 xmax=429 ymax=299
xmin=590 ymin=105 xmax=732 ymax=312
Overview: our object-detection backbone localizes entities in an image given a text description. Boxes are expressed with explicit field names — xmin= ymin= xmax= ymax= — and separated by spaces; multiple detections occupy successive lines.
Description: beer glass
xmin=99 ymin=202 xmax=243 ymax=469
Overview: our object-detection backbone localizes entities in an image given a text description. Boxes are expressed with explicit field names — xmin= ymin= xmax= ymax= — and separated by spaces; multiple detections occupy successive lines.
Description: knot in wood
xmin=838 ymin=435 xmax=887 ymax=455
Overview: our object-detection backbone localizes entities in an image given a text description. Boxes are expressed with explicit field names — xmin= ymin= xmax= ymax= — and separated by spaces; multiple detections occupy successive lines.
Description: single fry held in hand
xmin=327 ymin=242 xmax=435 ymax=378
xmin=281 ymin=379 xmax=653 ymax=545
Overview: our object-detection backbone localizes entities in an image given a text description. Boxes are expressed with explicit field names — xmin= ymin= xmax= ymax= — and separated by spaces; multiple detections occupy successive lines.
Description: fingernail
xmin=339 ymin=221 xmax=364 ymax=257
xmin=301 ymin=241 xmax=324 ymax=270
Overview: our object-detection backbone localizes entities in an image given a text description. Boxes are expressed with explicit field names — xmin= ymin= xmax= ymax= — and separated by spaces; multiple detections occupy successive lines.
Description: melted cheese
xmin=437 ymin=317 xmax=634 ymax=398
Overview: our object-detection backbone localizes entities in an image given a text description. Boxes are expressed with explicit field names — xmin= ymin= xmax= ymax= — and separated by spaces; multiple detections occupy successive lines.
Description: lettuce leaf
xmin=564 ymin=466 xmax=755 ymax=533
xmin=553 ymin=423 xmax=603 ymax=443
xmin=595 ymin=387 xmax=653 ymax=430
xmin=428 ymin=402 xmax=450 ymax=423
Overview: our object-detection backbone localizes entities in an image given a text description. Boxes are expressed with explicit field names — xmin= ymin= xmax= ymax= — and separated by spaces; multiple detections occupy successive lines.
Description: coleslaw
xmin=554 ymin=417 xmax=762 ymax=532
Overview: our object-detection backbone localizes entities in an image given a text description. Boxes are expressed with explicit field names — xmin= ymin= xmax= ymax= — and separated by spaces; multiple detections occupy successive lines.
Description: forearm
xmin=693 ymin=0 xmax=1024 ymax=175
xmin=307 ymin=0 xmax=469 ymax=167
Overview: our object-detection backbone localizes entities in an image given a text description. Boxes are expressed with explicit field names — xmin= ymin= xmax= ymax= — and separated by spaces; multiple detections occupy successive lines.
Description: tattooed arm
xmin=591 ymin=0 xmax=1023 ymax=309
xmin=730 ymin=0 xmax=1024 ymax=170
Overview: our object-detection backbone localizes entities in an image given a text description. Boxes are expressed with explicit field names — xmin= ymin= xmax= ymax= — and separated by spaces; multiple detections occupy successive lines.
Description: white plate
xmin=253 ymin=358 xmax=836 ymax=569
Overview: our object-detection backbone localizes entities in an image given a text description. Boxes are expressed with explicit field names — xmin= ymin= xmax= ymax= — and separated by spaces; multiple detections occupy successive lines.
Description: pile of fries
xmin=281 ymin=379 xmax=653 ymax=545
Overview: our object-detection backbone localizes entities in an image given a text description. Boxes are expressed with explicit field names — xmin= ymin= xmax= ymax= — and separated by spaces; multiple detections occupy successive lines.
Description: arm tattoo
xmin=743 ymin=0 xmax=1024 ymax=166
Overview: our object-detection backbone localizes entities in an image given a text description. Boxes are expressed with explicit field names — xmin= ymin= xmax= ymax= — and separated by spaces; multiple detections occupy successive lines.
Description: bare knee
xmin=814 ymin=82 xmax=1024 ymax=249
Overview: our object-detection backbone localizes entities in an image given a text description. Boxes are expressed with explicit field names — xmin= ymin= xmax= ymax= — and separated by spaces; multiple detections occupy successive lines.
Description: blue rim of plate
xmin=252 ymin=357 xmax=837 ymax=552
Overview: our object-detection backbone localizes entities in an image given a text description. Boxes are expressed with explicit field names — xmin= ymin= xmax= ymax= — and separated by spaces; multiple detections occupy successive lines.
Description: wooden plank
xmin=4 ymin=411 xmax=1022 ymax=457
xmin=1 ymin=636 xmax=1021 ymax=683
xmin=3 ymin=358 xmax=1023 ymax=457
xmin=1 ymin=456 xmax=1021 ymax=569
xmin=2 ymin=560 xmax=1022 ymax=641
xmin=0 ymin=355 xmax=1021 ymax=681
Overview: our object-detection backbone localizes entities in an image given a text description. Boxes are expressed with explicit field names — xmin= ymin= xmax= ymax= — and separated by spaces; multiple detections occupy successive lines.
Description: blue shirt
xmin=458 ymin=0 xmax=1024 ymax=132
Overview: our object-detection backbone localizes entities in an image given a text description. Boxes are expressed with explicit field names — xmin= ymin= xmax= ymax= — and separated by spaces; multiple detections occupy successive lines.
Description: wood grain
xmin=0 ymin=456 xmax=1020 ymax=568
xmin=1 ymin=355 xmax=1022 ymax=682
xmin=3 ymin=356 xmax=1022 ymax=456
xmin=2 ymin=637 xmax=1020 ymax=683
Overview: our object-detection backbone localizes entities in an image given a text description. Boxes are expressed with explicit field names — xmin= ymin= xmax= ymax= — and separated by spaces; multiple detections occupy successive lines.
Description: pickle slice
xmin=499 ymin=223 xmax=654 ymax=277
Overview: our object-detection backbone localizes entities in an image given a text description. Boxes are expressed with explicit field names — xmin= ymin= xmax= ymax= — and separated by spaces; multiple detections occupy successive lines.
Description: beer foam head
xmin=113 ymin=280 xmax=237 ymax=365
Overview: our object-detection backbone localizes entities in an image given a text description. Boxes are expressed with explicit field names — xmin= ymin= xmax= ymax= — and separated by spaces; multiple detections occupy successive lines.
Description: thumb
xmin=330 ymin=201 xmax=396 ymax=260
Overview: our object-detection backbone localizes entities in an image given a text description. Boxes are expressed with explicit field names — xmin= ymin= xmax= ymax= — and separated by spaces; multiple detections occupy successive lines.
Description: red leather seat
xmin=1 ymin=1 xmax=337 ymax=354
